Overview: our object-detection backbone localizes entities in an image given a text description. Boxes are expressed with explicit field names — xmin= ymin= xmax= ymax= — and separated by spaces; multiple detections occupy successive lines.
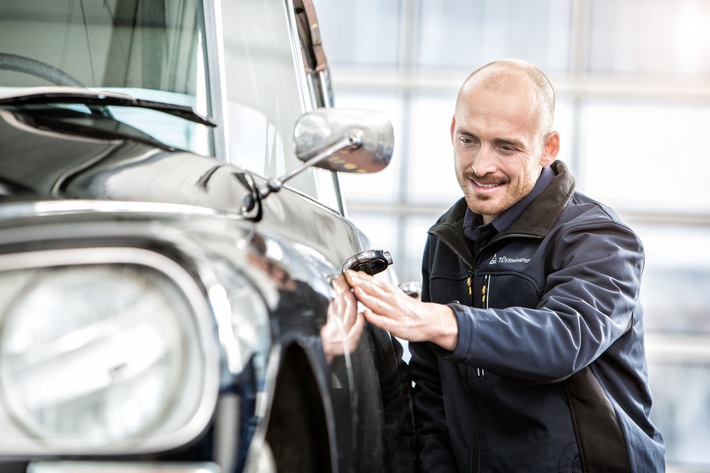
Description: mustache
xmin=464 ymin=170 xmax=508 ymax=185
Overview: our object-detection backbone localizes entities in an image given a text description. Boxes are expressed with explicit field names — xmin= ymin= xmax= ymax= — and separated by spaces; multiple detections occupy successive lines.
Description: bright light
xmin=674 ymin=1 xmax=710 ymax=76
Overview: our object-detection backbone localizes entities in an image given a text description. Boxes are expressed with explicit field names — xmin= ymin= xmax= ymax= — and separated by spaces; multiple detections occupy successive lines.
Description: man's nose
xmin=472 ymin=144 xmax=497 ymax=176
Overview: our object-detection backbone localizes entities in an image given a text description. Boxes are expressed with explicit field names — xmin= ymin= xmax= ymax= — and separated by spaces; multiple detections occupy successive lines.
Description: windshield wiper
xmin=0 ymin=87 xmax=216 ymax=127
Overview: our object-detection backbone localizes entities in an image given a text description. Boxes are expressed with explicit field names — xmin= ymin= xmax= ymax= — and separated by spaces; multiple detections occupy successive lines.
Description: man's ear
xmin=450 ymin=115 xmax=456 ymax=143
xmin=541 ymin=131 xmax=560 ymax=166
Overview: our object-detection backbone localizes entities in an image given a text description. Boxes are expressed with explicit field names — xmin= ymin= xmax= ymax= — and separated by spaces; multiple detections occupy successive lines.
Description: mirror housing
xmin=255 ymin=108 xmax=394 ymax=200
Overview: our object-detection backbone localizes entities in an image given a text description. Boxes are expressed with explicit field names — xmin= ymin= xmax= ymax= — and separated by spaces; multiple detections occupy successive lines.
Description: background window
xmin=578 ymin=101 xmax=710 ymax=213
xmin=315 ymin=0 xmax=401 ymax=68
xmin=417 ymin=0 xmax=573 ymax=73
xmin=588 ymin=0 xmax=710 ymax=78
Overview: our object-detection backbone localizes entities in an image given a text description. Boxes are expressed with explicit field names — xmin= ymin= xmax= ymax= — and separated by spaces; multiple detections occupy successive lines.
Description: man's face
xmin=451 ymin=78 xmax=558 ymax=224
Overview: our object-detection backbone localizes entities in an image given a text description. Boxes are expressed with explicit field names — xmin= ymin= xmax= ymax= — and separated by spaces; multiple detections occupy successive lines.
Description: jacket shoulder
xmin=562 ymin=190 xmax=633 ymax=228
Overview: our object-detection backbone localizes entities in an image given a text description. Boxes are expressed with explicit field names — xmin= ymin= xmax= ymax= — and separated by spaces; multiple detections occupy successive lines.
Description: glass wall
xmin=316 ymin=0 xmax=710 ymax=470
xmin=416 ymin=0 xmax=573 ymax=73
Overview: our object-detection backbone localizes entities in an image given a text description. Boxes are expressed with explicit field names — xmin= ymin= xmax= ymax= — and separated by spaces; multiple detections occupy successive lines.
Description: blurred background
xmin=313 ymin=0 xmax=710 ymax=471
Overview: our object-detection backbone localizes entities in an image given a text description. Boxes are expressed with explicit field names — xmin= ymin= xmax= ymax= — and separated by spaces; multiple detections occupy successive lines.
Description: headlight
xmin=0 ymin=248 xmax=219 ymax=449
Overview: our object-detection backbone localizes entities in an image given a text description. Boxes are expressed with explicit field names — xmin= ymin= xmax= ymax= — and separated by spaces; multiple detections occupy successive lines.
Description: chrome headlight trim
xmin=27 ymin=461 xmax=221 ymax=473
xmin=0 ymin=247 xmax=220 ymax=453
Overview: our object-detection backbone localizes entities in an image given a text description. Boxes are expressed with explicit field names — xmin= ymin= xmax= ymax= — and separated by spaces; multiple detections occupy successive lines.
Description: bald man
xmin=345 ymin=59 xmax=665 ymax=472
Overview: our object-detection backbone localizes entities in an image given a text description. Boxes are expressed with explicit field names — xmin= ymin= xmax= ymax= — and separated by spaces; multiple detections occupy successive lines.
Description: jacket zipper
xmin=470 ymin=273 xmax=490 ymax=471
xmin=465 ymin=368 xmax=481 ymax=472
xmin=481 ymin=274 xmax=490 ymax=309
xmin=469 ymin=270 xmax=486 ymax=380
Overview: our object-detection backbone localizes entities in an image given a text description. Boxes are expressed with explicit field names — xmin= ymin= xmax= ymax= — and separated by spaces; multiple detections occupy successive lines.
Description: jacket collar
xmin=429 ymin=161 xmax=576 ymax=261
xmin=503 ymin=160 xmax=576 ymax=238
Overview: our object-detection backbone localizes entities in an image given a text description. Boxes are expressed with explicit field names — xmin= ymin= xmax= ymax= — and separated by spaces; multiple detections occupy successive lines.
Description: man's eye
xmin=458 ymin=136 xmax=476 ymax=145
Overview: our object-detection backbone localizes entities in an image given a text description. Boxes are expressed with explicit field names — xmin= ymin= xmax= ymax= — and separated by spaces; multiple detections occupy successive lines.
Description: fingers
xmin=344 ymin=272 xmax=458 ymax=348
xmin=345 ymin=270 xmax=398 ymax=308
xmin=343 ymin=269 xmax=372 ymax=289
xmin=361 ymin=307 xmax=395 ymax=333
xmin=345 ymin=269 xmax=415 ymax=338
xmin=345 ymin=269 xmax=387 ymax=287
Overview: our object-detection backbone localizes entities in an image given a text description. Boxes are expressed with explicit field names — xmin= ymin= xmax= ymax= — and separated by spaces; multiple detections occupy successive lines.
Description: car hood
xmin=0 ymin=107 xmax=248 ymax=212
xmin=0 ymin=107 xmax=371 ymax=270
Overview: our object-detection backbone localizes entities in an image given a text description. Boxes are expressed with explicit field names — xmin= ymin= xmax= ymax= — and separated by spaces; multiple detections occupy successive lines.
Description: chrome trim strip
xmin=204 ymin=0 xmax=228 ymax=162
xmin=212 ymin=394 xmax=240 ymax=472
xmin=646 ymin=333 xmax=710 ymax=363
xmin=0 ymin=200 xmax=226 ymax=220
xmin=28 ymin=461 xmax=221 ymax=473
xmin=283 ymin=0 xmax=312 ymax=113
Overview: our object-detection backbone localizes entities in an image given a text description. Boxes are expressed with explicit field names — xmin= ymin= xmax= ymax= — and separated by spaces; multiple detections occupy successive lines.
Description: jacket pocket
xmin=481 ymin=272 xmax=541 ymax=309
xmin=429 ymin=274 xmax=469 ymax=305
xmin=557 ymin=441 xmax=582 ymax=473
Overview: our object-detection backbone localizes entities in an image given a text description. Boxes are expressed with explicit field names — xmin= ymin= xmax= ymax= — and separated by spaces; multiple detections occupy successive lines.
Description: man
xmin=344 ymin=59 xmax=665 ymax=472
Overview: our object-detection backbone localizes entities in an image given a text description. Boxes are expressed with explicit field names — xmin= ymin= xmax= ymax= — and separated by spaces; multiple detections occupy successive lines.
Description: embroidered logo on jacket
xmin=489 ymin=253 xmax=531 ymax=265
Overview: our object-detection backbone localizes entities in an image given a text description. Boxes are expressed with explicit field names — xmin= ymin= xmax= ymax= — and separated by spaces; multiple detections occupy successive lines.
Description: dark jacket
xmin=410 ymin=161 xmax=665 ymax=472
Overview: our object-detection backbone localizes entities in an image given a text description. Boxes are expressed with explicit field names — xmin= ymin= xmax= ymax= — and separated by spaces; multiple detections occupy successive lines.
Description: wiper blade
xmin=0 ymin=87 xmax=216 ymax=127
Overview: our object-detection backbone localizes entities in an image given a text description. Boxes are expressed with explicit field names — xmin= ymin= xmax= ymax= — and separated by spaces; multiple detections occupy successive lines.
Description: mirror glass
xmin=294 ymin=108 xmax=394 ymax=173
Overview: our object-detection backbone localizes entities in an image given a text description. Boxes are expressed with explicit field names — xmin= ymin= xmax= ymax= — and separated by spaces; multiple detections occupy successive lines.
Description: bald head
xmin=456 ymin=59 xmax=556 ymax=137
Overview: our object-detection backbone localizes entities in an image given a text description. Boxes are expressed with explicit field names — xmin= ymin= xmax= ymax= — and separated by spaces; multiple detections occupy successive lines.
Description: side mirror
xmin=294 ymin=108 xmax=393 ymax=173
xmin=256 ymin=108 xmax=394 ymax=199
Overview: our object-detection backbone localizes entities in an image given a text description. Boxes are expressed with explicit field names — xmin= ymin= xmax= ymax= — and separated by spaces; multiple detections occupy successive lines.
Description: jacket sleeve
xmin=447 ymin=216 xmax=645 ymax=383
xmin=409 ymin=237 xmax=460 ymax=472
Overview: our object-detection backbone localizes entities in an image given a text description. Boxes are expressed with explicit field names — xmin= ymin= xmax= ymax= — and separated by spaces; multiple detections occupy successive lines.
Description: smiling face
xmin=451 ymin=62 xmax=559 ymax=224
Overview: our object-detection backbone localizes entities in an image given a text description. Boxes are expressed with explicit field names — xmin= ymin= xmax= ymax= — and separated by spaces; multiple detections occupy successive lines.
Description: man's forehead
xmin=457 ymin=85 xmax=542 ymax=129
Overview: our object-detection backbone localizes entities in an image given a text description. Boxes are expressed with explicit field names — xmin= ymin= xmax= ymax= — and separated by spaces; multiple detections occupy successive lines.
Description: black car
xmin=0 ymin=1 xmax=414 ymax=472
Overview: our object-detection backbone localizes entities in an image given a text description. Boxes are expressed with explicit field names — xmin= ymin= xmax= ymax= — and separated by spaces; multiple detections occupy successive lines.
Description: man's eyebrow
xmin=455 ymin=128 xmax=477 ymax=138
xmin=493 ymin=137 xmax=526 ymax=148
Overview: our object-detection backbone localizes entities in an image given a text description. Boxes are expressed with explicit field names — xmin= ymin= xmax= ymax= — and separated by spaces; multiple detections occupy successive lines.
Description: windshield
xmin=0 ymin=0 xmax=212 ymax=155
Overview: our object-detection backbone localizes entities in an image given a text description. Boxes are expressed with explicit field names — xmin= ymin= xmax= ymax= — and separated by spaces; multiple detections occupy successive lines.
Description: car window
xmin=220 ymin=0 xmax=343 ymax=212
xmin=0 ymin=0 xmax=213 ymax=155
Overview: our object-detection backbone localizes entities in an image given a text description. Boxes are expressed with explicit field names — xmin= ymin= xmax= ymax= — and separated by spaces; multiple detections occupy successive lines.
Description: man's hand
xmin=344 ymin=270 xmax=459 ymax=351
